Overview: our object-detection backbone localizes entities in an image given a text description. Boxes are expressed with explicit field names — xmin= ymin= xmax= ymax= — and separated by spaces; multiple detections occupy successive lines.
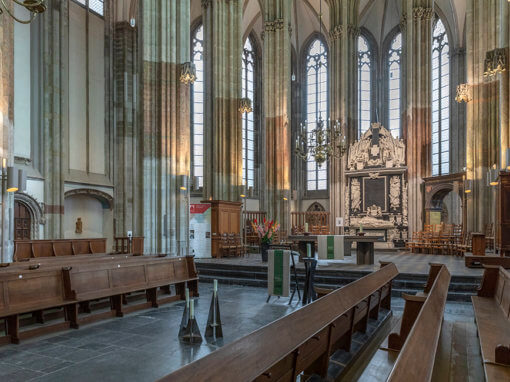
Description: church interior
xmin=0 ymin=0 xmax=509 ymax=381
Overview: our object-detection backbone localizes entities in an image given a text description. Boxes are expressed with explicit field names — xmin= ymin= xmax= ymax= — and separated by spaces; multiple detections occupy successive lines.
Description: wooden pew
xmin=13 ymin=238 xmax=107 ymax=261
xmin=387 ymin=264 xmax=450 ymax=381
xmin=471 ymin=266 xmax=510 ymax=381
xmin=158 ymin=263 xmax=398 ymax=382
xmin=0 ymin=255 xmax=198 ymax=345
xmin=358 ymin=263 xmax=451 ymax=381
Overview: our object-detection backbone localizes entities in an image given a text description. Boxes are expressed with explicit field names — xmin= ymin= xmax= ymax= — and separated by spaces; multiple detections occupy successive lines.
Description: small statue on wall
xmin=75 ymin=217 xmax=83 ymax=234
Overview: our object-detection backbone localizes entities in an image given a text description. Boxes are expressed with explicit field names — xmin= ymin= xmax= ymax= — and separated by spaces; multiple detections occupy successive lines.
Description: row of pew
xmin=0 ymin=252 xmax=198 ymax=344
xmin=159 ymin=261 xmax=510 ymax=381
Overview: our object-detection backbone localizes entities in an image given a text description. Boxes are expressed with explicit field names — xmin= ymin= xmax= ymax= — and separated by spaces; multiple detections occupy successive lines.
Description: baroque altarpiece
xmin=344 ymin=123 xmax=408 ymax=248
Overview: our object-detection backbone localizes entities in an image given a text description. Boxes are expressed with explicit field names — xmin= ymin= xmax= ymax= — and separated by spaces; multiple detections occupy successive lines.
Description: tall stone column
xmin=465 ymin=0 xmax=507 ymax=231
xmin=41 ymin=0 xmax=69 ymax=239
xmin=328 ymin=0 xmax=358 ymax=234
xmin=0 ymin=4 xmax=14 ymax=261
xmin=262 ymin=0 xmax=292 ymax=232
xmin=202 ymin=0 xmax=243 ymax=201
xmin=141 ymin=0 xmax=191 ymax=254
xmin=401 ymin=1 xmax=433 ymax=235
xmin=113 ymin=21 xmax=142 ymax=238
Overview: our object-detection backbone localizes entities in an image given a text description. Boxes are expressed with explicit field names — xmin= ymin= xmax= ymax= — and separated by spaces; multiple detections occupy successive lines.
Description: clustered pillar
xmin=140 ymin=0 xmax=191 ymax=254
xmin=327 ymin=0 xmax=359 ymax=234
xmin=402 ymin=0 xmax=433 ymax=235
xmin=202 ymin=0 xmax=243 ymax=202
xmin=262 ymin=0 xmax=292 ymax=232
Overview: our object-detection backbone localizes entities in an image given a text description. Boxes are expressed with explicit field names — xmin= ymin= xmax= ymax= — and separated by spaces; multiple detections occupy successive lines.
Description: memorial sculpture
xmin=345 ymin=123 xmax=408 ymax=247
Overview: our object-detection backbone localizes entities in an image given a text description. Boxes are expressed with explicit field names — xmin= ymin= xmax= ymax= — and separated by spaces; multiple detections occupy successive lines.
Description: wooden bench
xmin=158 ymin=263 xmax=398 ymax=382
xmin=472 ymin=266 xmax=510 ymax=381
xmin=465 ymin=253 xmax=510 ymax=269
xmin=357 ymin=263 xmax=450 ymax=381
xmin=0 ymin=255 xmax=198 ymax=345
xmin=13 ymin=238 xmax=107 ymax=261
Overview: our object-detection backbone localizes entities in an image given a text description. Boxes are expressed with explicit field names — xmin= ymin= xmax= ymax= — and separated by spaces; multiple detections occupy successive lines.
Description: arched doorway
xmin=14 ymin=201 xmax=31 ymax=240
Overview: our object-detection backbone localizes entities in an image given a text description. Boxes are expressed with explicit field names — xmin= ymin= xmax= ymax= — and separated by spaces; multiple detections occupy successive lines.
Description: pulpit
xmin=204 ymin=200 xmax=242 ymax=258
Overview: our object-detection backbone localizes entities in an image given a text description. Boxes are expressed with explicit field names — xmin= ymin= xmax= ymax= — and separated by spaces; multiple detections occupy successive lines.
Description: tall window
xmin=432 ymin=18 xmax=450 ymax=176
xmin=73 ymin=0 xmax=104 ymax=16
xmin=242 ymin=37 xmax=256 ymax=189
xmin=358 ymin=35 xmax=372 ymax=138
xmin=387 ymin=32 xmax=402 ymax=138
xmin=191 ymin=25 xmax=204 ymax=188
xmin=305 ymin=39 xmax=328 ymax=192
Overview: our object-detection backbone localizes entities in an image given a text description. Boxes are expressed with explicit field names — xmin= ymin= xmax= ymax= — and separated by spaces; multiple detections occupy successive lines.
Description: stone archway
xmin=64 ymin=188 xmax=114 ymax=210
xmin=423 ymin=173 xmax=465 ymax=226
xmin=307 ymin=202 xmax=326 ymax=212
xmin=14 ymin=193 xmax=45 ymax=239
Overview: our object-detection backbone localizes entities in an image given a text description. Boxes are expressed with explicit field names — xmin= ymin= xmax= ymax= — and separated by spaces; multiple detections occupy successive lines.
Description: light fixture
xmin=455 ymin=84 xmax=472 ymax=103
xmin=0 ymin=0 xmax=47 ymax=24
xmin=6 ymin=167 xmax=18 ymax=192
xmin=179 ymin=175 xmax=188 ymax=191
xmin=238 ymin=98 xmax=253 ymax=114
xmin=464 ymin=179 xmax=472 ymax=194
xmin=17 ymin=169 xmax=26 ymax=192
xmin=240 ymin=185 xmax=246 ymax=199
xmin=295 ymin=117 xmax=347 ymax=167
xmin=191 ymin=176 xmax=200 ymax=191
xmin=489 ymin=164 xmax=499 ymax=186
xmin=179 ymin=62 xmax=196 ymax=84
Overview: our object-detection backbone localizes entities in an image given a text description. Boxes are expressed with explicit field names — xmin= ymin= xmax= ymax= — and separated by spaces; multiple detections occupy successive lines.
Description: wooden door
xmin=14 ymin=201 xmax=31 ymax=240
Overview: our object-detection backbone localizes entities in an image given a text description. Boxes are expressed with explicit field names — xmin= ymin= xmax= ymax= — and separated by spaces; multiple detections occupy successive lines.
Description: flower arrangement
xmin=251 ymin=218 xmax=280 ymax=244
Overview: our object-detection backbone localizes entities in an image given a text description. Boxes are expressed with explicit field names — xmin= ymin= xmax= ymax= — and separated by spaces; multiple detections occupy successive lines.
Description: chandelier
xmin=0 ymin=0 xmax=46 ymax=24
xmin=484 ymin=48 xmax=507 ymax=77
xmin=455 ymin=84 xmax=472 ymax=103
xmin=238 ymin=98 xmax=253 ymax=114
xmin=179 ymin=62 xmax=196 ymax=85
xmin=295 ymin=117 xmax=347 ymax=167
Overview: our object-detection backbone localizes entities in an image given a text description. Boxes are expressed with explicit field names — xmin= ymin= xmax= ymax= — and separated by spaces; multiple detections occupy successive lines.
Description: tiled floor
xmin=0 ymin=283 xmax=475 ymax=382
xmin=197 ymin=251 xmax=485 ymax=277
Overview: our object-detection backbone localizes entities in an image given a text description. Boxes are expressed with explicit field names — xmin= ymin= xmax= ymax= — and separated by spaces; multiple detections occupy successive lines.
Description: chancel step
xmin=196 ymin=262 xmax=481 ymax=302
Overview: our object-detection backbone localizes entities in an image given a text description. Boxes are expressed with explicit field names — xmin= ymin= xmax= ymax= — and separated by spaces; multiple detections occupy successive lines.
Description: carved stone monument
xmin=345 ymin=123 xmax=408 ymax=248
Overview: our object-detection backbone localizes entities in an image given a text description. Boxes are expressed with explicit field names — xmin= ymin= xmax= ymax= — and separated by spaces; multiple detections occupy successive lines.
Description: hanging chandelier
xmin=295 ymin=117 xmax=347 ymax=167
xmin=295 ymin=0 xmax=347 ymax=167
xmin=0 ymin=0 xmax=46 ymax=24
xmin=238 ymin=98 xmax=253 ymax=114
xmin=455 ymin=84 xmax=472 ymax=103
xmin=179 ymin=62 xmax=196 ymax=85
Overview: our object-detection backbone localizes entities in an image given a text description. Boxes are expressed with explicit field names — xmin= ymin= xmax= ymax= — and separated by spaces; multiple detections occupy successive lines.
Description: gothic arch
xmin=64 ymin=188 xmax=114 ymax=210
xmin=307 ymin=202 xmax=326 ymax=212
xmin=14 ymin=193 xmax=44 ymax=239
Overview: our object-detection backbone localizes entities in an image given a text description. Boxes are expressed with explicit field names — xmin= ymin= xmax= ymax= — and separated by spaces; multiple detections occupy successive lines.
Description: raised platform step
xmin=196 ymin=262 xmax=481 ymax=303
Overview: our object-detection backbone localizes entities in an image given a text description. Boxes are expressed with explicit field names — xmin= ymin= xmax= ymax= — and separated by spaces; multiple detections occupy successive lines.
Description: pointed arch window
xmin=242 ymin=37 xmax=256 ymax=190
xmin=358 ymin=35 xmax=372 ymax=138
xmin=431 ymin=18 xmax=450 ymax=176
xmin=191 ymin=25 xmax=204 ymax=188
xmin=305 ymin=39 xmax=328 ymax=192
xmin=387 ymin=32 xmax=402 ymax=138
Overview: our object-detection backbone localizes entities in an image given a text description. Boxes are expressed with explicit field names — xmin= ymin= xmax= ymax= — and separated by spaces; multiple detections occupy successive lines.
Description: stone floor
xmin=0 ymin=283 xmax=475 ymax=382
xmin=197 ymin=251 xmax=484 ymax=277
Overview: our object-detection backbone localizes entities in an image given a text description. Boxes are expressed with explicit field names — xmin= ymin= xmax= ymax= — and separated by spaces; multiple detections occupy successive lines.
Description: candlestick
xmin=185 ymin=288 xmax=190 ymax=307
xmin=213 ymin=279 xmax=218 ymax=294
xmin=307 ymin=243 xmax=311 ymax=258
xmin=190 ymin=299 xmax=194 ymax=318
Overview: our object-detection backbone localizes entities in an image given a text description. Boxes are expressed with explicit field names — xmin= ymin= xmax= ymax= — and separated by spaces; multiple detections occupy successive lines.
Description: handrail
xmin=387 ymin=265 xmax=451 ymax=382
xmin=158 ymin=263 xmax=398 ymax=382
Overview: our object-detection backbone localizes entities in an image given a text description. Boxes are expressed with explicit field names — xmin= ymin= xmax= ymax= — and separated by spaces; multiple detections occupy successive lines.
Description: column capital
xmin=329 ymin=24 xmax=344 ymax=41
xmin=201 ymin=0 xmax=211 ymax=8
xmin=412 ymin=7 xmax=434 ymax=21
xmin=400 ymin=13 xmax=407 ymax=31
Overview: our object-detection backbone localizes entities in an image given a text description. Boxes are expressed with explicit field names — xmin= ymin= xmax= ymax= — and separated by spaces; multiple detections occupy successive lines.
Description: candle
xmin=304 ymin=222 xmax=309 ymax=232
xmin=307 ymin=243 xmax=311 ymax=258
xmin=213 ymin=279 xmax=218 ymax=294
xmin=190 ymin=299 xmax=194 ymax=318
xmin=185 ymin=287 xmax=189 ymax=306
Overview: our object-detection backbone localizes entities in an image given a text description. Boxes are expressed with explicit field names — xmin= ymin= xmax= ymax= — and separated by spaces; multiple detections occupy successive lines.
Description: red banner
xmin=190 ymin=203 xmax=211 ymax=214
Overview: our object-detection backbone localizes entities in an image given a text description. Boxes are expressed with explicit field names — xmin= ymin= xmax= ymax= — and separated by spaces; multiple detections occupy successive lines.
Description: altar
xmin=344 ymin=123 xmax=408 ymax=249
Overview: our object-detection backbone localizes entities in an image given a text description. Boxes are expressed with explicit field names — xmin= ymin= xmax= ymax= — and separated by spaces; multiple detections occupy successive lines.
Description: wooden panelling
xmin=14 ymin=238 xmax=108 ymax=261
xmin=205 ymin=200 xmax=242 ymax=258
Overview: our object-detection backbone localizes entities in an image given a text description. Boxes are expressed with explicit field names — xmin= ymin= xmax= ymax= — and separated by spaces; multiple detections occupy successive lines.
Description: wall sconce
xmin=240 ymin=185 xmax=246 ymax=199
xmin=238 ymin=98 xmax=253 ymax=114
xmin=178 ymin=175 xmax=188 ymax=191
xmin=6 ymin=167 xmax=18 ymax=192
xmin=489 ymin=165 xmax=499 ymax=186
xmin=179 ymin=62 xmax=196 ymax=85
xmin=191 ymin=176 xmax=200 ymax=191
xmin=18 ymin=169 xmax=26 ymax=192
xmin=455 ymin=84 xmax=472 ymax=103
xmin=247 ymin=186 xmax=254 ymax=198
xmin=464 ymin=179 xmax=472 ymax=194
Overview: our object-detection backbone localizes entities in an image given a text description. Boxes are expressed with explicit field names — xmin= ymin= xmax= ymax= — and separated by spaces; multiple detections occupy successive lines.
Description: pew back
xmin=387 ymin=265 xmax=451 ymax=382
xmin=13 ymin=238 xmax=107 ymax=260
